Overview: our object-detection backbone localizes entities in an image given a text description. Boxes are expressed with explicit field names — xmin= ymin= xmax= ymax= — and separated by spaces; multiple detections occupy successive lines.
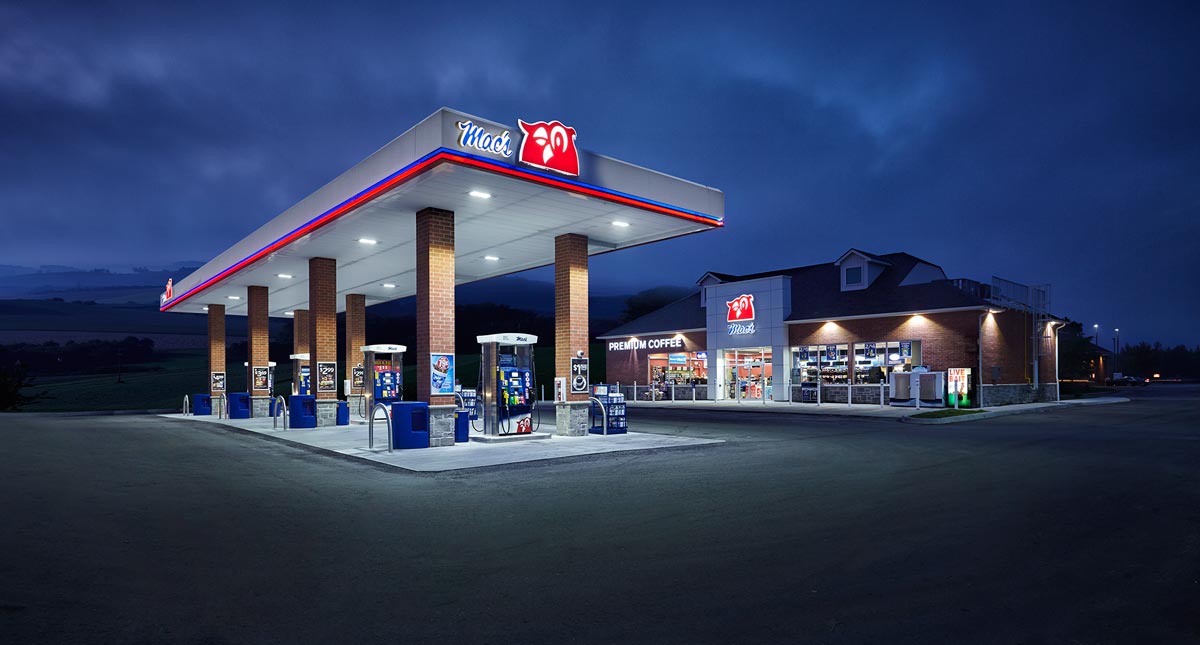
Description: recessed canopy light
xmin=277 ymin=273 xmax=292 ymax=279
xmin=612 ymin=220 xmax=630 ymax=228
xmin=285 ymin=311 xmax=294 ymax=316
xmin=202 ymin=306 xmax=209 ymax=311
xmin=483 ymin=255 xmax=500 ymax=261
xmin=227 ymin=295 xmax=241 ymax=300
xmin=358 ymin=238 xmax=378 ymax=245
xmin=468 ymin=190 xmax=492 ymax=199
xmin=381 ymin=283 xmax=396 ymax=289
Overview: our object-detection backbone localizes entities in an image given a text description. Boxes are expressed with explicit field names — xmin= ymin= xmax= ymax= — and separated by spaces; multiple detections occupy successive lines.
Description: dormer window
xmin=845 ymin=267 xmax=862 ymax=285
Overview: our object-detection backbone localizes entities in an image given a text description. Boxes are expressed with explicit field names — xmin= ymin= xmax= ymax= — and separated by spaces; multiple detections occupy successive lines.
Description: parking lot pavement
xmin=1 ymin=385 xmax=1198 ymax=643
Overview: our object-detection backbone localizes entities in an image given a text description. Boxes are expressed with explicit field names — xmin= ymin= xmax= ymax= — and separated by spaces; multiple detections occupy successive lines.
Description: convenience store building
xmin=599 ymin=249 xmax=1060 ymax=407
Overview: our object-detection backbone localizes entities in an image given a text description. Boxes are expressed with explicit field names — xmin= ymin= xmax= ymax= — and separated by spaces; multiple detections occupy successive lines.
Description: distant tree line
xmin=0 ymin=337 xmax=157 ymax=376
xmin=1056 ymin=321 xmax=1199 ymax=380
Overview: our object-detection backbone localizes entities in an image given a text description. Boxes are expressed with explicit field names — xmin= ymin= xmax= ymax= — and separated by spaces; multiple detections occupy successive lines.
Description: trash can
xmin=336 ymin=400 xmax=350 ymax=426
xmin=390 ymin=401 xmax=430 ymax=449
xmin=193 ymin=393 xmax=212 ymax=416
xmin=228 ymin=392 xmax=251 ymax=419
xmin=289 ymin=395 xmax=317 ymax=428
xmin=454 ymin=409 xmax=469 ymax=444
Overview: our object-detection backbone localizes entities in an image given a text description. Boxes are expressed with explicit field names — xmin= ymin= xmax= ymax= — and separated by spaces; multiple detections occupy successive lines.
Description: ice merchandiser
xmin=475 ymin=333 xmax=539 ymax=436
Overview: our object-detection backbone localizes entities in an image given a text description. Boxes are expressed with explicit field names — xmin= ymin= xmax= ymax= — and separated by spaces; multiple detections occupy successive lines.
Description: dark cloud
xmin=0 ymin=0 xmax=1197 ymax=344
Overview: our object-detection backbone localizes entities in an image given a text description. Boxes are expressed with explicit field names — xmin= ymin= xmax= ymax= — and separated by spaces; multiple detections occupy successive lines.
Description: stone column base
xmin=315 ymin=399 xmax=339 ymax=426
xmin=250 ymin=395 xmax=271 ymax=418
xmin=555 ymin=401 xmax=590 ymax=436
xmin=428 ymin=404 xmax=457 ymax=447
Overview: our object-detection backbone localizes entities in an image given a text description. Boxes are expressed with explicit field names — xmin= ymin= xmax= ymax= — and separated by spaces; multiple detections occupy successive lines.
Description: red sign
xmin=726 ymin=294 xmax=755 ymax=322
xmin=518 ymin=119 xmax=579 ymax=176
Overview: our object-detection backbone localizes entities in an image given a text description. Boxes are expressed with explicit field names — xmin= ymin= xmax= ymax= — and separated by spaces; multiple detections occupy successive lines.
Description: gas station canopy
xmin=161 ymin=107 xmax=725 ymax=317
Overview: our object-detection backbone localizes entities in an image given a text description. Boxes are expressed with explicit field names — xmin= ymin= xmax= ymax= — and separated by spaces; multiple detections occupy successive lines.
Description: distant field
xmin=13 ymin=343 xmax=607 ymax=412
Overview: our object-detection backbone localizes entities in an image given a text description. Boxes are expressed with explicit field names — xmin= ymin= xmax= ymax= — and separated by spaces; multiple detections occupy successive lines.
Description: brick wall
xmin=345 ymin=293 xmax=366 ymax=390
xmin=604 ymin=331 xmax=707 ymax=385
xmin=555 ymin=234 xmax=589 ymax=402
xmin=207 ymin=304 xmax=225 ymax=395
xmin=416 ymin=207 xmax=455 ymax=406
xmin=308 ymin=257 xmax=338 ymax=400
xmin=247 ymin=285 xmax=269 ymax=393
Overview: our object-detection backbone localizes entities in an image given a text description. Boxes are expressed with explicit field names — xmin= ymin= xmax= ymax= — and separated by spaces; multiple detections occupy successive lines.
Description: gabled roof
xmin=834 ymin=248 xmax=893 ymax=266
xmin=597 ymin=291 xmax=706 ymax=338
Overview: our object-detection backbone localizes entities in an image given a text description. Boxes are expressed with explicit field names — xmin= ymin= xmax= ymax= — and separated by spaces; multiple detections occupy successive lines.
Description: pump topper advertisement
xmin=430 ymin=353 xmax=455 ymax=396
xmin=210 ymin=371 xmax=226 ymax=393
xmin=570 ymin=357 xmax=589 ymax=394
xmin=352 ymin=365 xmax=365 ymax=389
xmin=317 ymin=362 xmax=337 ymax=393
xmin=518 ymin=120 xmax=579 ymax=176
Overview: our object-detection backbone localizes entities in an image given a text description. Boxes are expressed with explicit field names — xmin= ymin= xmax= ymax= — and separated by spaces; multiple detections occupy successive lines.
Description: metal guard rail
xmin=589 ymin=396 xmax=608 ymax=436
xmin=368 ymin=402 xmax=393 ymax=452
xmin=272 ymin=395 xmax=288 ymax=430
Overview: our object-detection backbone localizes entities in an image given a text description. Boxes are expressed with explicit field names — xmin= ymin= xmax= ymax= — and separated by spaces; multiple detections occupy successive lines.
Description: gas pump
xmin=289 ymin=353 xmax=310 ymax=396
xmin=475 ymin=333 xmax=538 ymax=435
xmin=362 ymin=344 xmax=406 ymax=418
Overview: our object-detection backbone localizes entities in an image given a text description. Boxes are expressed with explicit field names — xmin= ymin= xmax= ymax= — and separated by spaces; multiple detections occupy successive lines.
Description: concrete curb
xmin=3 ymin=408 xmax=179 ymax=418
xmin=901 ymin=397 xmax=1130 ymax=425
xmin=164 ymin=416 xmax=723 ymax=475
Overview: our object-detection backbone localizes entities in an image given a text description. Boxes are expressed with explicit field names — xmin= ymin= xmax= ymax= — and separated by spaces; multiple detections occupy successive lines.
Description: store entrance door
xmin=724 ymin=348 xmax=771 ymax=402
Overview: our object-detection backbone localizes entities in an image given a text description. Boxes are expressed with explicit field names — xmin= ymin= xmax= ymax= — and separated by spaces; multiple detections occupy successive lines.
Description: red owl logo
xmin=726 ymin=294 xmax=755 ymax=322
xmin=518 ymin=119 xmax=580 ymax=176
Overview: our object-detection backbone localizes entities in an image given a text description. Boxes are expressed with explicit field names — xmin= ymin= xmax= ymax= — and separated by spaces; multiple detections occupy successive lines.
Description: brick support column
xmin=292 ymin=309 xmax=308 ymax=394
xmin=345 ymin=294 xmax=366 ymax=395
xmin=555 ymin=233 xmax=590 ymax=435
xmin=247 ymin=285 xmax=269 ymax=391
xmin=416 ymin=207 xmax=457 ymax=446
xmin=308 ymin=258 xmax=338 ymax=412
xmin=207 ymin=304 xmax=225 ymax=396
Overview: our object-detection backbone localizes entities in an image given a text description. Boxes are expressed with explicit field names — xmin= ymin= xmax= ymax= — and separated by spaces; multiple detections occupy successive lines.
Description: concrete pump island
xmin=159 ymin=107 xmax=726 ymax=469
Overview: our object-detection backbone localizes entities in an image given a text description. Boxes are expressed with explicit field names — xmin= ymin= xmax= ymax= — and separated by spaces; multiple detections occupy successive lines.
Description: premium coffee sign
xmin=608 ymin=336 xmax=684 ymax=351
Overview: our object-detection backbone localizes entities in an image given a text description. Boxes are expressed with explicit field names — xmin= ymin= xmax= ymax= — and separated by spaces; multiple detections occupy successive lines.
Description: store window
xmin=790 ymin=339 xmax=922 ymax=386
xmin=648 ymin=352 xmax=708 ymax=387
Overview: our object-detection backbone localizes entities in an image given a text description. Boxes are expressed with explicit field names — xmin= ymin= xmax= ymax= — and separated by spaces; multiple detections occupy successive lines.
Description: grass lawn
xmin=911 ymin=408 xmax=986 ymax=419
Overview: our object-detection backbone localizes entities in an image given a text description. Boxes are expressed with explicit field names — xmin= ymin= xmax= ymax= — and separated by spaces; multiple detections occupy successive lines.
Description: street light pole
xmin=1114 ymin=327 xmax=1120 ymax=373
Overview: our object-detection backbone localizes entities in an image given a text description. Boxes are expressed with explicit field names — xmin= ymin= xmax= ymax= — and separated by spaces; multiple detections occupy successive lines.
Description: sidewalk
xmin=158 ymin=414 xmax=722 ymax=473
xmin=626 ymin=396 xmax=1131 ymax=420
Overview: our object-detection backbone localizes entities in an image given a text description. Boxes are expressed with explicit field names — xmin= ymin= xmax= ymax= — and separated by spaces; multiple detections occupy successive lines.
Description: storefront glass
xmin=722 ymin=348 xmax=773 ymax=401
xmin=648 ymin=351 xmax=708 ymax=387
xmin=791 ymin=339 xmax=922 ymax=386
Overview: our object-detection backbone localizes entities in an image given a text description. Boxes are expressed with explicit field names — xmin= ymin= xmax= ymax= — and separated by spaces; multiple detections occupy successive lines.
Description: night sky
xmin=2 ymin=1 xmax=1197 ymax=345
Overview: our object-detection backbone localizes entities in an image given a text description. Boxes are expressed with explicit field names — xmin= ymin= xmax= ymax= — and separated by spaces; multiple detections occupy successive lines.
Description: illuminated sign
xmin=725 ymin=294 xmax=756 ymax=335
xmin=608 ymin=336 xmax=684 ymax=351
xmin=726 ymin=294 xmax=755 ymax=322
xmin=518 ymin=119 xmax=580 ymax=176
xmin=160 ymin=278 xmax=173 ymax=306
xmin=456 ymin=120 xmax=514 ymax=158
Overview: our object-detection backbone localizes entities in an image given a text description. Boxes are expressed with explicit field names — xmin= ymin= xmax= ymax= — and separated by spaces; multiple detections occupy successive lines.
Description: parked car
xmin=1106 ymin=375 xmax=1149 ymax=387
